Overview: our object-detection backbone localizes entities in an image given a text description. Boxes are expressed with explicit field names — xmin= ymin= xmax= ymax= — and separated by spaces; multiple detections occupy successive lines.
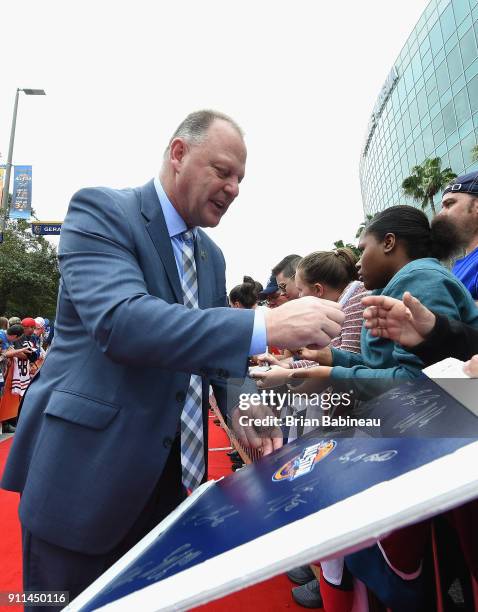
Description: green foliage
xmin=355 ymin=214 xmax=374 ymax=239
xmin=472 ymin=144 xmax=478 ymax=163
xmin=0 ymin=216 xmax=59 ymax=318
xmin=402 ymin=157 xmax=456 ymax=216
xmin=333 ymin=240 xmax=361 ymax=259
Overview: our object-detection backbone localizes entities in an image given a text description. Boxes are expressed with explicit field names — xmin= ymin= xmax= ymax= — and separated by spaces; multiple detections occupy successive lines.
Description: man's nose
xmin=224 ymin=177 xmax=239 ymax=199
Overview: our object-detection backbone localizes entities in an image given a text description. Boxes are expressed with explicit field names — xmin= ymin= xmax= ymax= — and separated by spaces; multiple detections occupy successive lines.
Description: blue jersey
xmin=452 ymin=247 xmax=478 ymax=300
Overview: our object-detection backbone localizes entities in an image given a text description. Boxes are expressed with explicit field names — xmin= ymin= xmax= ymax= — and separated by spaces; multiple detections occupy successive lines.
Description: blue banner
xmin=10 ymin=165 xmax=32 ymax=219
xmin=31 ymin=222 xmax=62 ymax=236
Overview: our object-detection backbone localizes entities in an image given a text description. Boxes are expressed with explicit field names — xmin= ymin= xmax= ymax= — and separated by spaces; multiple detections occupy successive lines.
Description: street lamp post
xmin=0 ymin=88 xmax=46 ymax=243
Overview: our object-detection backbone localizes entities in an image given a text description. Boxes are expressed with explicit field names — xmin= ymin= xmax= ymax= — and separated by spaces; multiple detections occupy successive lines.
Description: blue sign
xmin=31 ymin=222 xmax=62 ymax=236
xmin=70 ymin=378 xmax=478 ymax=611
xmin=11 ymin=165 xmax=32 ymax=219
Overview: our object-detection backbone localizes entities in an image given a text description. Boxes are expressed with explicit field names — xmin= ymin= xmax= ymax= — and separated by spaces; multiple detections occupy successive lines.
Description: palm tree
xmin=333 ymin=240 xmax=361 ymax=259
xmin=355 ymin=214 xmax=374 ymax=239
xmin=472 ymin=144 xmax=478 ymax=163
xmin=402 ymin=157 xmax=456 ymax=216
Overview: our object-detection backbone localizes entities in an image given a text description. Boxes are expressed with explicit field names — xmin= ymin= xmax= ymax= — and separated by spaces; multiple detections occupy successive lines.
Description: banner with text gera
xmin=10 ymin=165 xmax=32 ymax=219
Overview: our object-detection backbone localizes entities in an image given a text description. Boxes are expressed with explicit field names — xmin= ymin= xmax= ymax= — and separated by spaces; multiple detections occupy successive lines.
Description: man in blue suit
xmin=2 ymin=110 xmax=344 ymax=603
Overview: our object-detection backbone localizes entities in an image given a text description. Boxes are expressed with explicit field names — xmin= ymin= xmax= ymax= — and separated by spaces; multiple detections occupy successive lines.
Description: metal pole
xmin=0 ymin=89 xmax=21 ymax=243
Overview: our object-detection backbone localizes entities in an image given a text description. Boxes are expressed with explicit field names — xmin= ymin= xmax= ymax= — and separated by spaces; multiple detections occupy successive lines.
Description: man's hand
xmin=362 ymin=291 xmax=436 ymax=347
xmin=250 ymin=365 xmax=291 ymax=389
xmin=231 ymin=403 xmax=283 ymax=456
xmin=463 ymin=355 xmax=478 ymax=378
xmin=291 ymin=346 xmax=332 ymax=365
xmin=264 ymin=297 xmax=344 ymax=350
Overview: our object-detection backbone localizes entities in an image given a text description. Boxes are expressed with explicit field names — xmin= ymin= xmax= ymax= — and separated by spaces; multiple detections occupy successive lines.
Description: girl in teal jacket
xmin=291 ymin=205 xmax=478 ymax=395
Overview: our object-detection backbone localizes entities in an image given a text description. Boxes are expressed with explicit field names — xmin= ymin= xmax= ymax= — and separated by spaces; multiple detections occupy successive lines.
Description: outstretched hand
xmin=288 ymin=365 xmax=332 ymax=393
xmin=250 ymin=365 xmax=291 ymax=389
xmin=362 ymin=291 xmax=436 ymax=347
xmin=255 ymin=352 xmax=290 ymax=368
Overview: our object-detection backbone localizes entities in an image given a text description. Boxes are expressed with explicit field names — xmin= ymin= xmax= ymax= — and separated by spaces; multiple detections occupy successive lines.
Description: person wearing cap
xmin=0 ymin=324 xmax=33 ymax=433
xmin=438 ymin=171 xmax=478 ymax=301
xmin=19 ymin=318 xmax=41 ymax=364
xmin=258 ymin=273 xmax=288 ymax=308
xmin=33 ymin=317 xmax=46 ymax=349
xmin=34 ymin=316 xmax=46 ymax=334
xmin=20 ymin=318 xmax=36 ymax=341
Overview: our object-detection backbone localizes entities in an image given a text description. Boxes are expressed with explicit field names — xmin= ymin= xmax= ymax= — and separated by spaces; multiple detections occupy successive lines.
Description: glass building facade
xmin=360 ymin=0 xmax=478 ymax=217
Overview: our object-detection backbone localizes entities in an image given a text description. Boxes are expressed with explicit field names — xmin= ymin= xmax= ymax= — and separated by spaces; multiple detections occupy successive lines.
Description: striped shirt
xmin=331 ymin=280 xmax=369 ymax=353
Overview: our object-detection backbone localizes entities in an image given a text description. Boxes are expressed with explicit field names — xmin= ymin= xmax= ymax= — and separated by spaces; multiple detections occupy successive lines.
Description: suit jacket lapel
xmin=139 ymin=180 xmax=183 ymax=304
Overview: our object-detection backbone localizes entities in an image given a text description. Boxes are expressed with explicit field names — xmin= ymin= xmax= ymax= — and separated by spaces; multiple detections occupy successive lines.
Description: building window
xmin=468 ymin=73 xmax=478 ymax=114
xmin=409 ymin=98 xmax=420 ymax=128
xmin=453 ymin=0 xmax=471 ymax=27
xmin=440 ymin=3 xmax=457 ymax=42
xmin=436 ymin=60 xmax=451 ymax=96
xmin=422 ymin=123 xmax=434 ymax=154
xmin=454 ymin=87 xmax=471 ymax=126
xmin=429 ymin=20 xmax=444 ymax=55
xmin=447 ymin=44 xmax=464 ymax=82
xmin=459 ymin=27 xmax=478 ymax=69
xmin=434 ymin=126 xmax=446 ymax=148
xmin=448 ymin=143 xmax=464 ymax=172
xmin=426 ymin=73 xmax=439 ymax=107
xmin=461 ymin=129 xmax=478 ymax=166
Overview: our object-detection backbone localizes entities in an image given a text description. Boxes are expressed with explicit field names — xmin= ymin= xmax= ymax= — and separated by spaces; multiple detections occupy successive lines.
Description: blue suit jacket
xmin=2 ymin=180 xmax=254 ymax=554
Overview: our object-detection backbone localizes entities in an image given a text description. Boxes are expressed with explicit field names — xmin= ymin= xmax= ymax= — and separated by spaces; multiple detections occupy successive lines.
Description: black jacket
xmin=412 ymin=313 xmax=478 ymax=366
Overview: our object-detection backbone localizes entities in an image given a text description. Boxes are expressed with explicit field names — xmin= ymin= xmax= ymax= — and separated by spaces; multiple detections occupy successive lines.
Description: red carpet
xmin=0 ymin=421 xmax=306 ymax=611
xmin=0 ymin=437 xmax=22 ymax=611
xmin=197 ymin=414 xmax=306 ymax=611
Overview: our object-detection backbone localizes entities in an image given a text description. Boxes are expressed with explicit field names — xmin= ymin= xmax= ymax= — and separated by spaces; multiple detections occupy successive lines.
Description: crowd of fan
xmin=225 ymin=172 xmax=478 ymax=611
xmin=0 ymin=316 xmax=53 ymax=433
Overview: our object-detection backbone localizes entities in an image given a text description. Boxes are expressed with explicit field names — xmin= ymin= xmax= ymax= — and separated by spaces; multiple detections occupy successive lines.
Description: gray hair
xmin=164 ymin=110 xmax=244 ymax=157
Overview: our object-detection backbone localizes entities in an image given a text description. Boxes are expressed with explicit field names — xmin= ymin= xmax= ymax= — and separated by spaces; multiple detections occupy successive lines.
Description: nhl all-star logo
xmin=272 ymin=440 xmax=336 ymax=482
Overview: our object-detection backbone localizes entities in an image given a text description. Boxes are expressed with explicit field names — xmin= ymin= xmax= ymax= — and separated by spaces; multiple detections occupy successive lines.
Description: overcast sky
xmin=0 ymin=0 xmax=429 ymax=290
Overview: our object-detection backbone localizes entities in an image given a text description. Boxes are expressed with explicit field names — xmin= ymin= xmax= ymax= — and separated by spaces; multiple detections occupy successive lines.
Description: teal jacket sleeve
xmin=330 ymin=347 xmax=366 ymax=368
xmin=330 ymin=263 xmax=478 ymax=389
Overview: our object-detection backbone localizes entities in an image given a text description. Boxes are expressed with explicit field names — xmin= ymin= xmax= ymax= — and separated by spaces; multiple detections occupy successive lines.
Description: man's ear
xmin=169 ymin=138 xmax=188 ymax=172
xmin=383 ymin=232 xmax=396 ymax=254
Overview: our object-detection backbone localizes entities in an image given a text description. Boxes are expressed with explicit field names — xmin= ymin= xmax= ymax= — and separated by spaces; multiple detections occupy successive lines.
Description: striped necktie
xmin=180 ymin=230 xmax=205 ymax=490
